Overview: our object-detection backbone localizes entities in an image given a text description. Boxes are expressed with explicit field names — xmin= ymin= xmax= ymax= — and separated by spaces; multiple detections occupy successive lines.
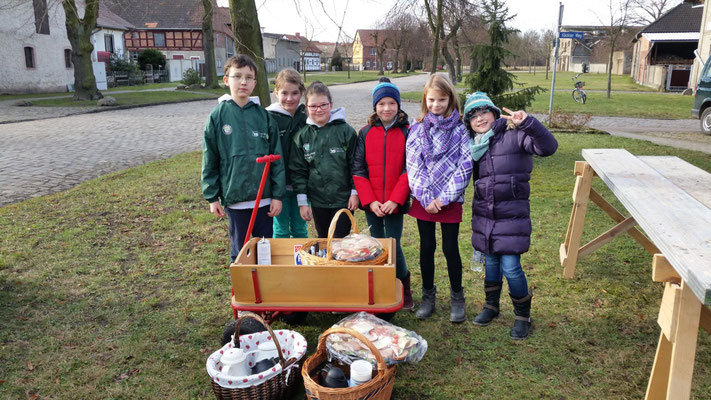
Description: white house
xmin=91 ymin=4 xmax=134 ymax=63
xmin=0 ymin=0 xmax=75 ymax=93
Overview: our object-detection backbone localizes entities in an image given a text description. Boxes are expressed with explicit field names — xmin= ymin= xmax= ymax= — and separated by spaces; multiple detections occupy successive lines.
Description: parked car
xmin=692 ymin=56 xmax=711 ymax=135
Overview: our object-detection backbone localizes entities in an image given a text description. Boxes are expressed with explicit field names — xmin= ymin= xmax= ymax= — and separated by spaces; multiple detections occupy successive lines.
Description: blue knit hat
xmin=372 ymin=82 xmax=401 ymax=109
xmin=463 ymin=92 xmax=501 ymax=120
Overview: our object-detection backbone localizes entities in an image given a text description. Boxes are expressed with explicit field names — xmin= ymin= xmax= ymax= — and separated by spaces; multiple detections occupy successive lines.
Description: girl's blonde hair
xmin=274 ymin=68 xmax=305 ymax=93
xmin=305 ymin=81 xmax=332 ymax=104
xmin=416 ymin=73 xmax=461 ymax=122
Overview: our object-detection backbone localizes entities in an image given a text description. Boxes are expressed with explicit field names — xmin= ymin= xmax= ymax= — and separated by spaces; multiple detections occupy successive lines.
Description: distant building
xmin=554 ymin=25 xmax=639 ymax=74
xmin=352 ymin=29 xmax=397 ymax=71
xmin=262 ymin=33 xmax=301 ymax=73
xmin=282 ymin=33 xmax=322 ymax=72
xmin=103 ymin=0 xmax=235 ymax=81
xmin=631 ymin=0 xmax=703 ymax=91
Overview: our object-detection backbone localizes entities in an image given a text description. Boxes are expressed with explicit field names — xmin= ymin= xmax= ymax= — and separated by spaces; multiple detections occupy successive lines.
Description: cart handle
xmin=256 ymin=154 xmax=281 ymax=163
xmin=244 ymin=154 xmax=282 ymax=246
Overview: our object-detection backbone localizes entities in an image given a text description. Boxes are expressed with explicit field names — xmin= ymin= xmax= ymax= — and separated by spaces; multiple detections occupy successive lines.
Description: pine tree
xmin=464 ymin=0 xmax=544 ymax=110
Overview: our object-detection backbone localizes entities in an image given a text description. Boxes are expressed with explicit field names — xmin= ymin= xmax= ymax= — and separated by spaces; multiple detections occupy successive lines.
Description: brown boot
xmin=401 ymin=273 xmax=415 ymax=311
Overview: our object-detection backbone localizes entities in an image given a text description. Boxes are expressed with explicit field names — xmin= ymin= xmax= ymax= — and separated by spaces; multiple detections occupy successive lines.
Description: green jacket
xmin=201 ymin=99 xmax=285 ymax=206
xmin=266 ymin=103 xmax=307 ymax=187
xmin=289 ymin=107 xmax=357 ymax=208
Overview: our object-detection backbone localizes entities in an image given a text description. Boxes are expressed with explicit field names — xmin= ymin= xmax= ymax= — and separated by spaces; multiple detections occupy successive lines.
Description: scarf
xmin=469 ymin=129 xmax=494 ymax=161
xmin=420 ymin=109 xmax=461 ymax=164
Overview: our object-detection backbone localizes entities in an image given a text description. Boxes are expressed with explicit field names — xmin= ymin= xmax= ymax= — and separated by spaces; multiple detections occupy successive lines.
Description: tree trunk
xmin=424 ymin=0 xmax=442 ymax=73
xmin=453 ymin=35 xmax=462 ymax=82
xmin=441 ymin=42 xmax=456 ymax=83
xmin=202 ymin=0 xmax=219 ymax=89
xmin=229 ymin=0 xmax=269 ymax=105
xmin=393 ymin=47 xmax=401 ymax=74
xmin=545 ymin=48 xmax=550 ymax=80
xmin=63 ymin=0 xmax=102 ymax=101
xmin=377 ymin=50 xmax=385 ymax=75
xmin=607 ymin=37 xmax=616 ymax=99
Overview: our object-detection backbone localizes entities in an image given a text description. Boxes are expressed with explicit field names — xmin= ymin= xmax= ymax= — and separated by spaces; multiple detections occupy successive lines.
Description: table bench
xmin=559 ymin=149 xmax=711 ymax=399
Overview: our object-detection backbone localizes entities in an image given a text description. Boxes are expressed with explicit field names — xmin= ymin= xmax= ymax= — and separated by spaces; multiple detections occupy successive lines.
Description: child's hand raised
xmin=501 ymin=107 xmax=527 ymax=126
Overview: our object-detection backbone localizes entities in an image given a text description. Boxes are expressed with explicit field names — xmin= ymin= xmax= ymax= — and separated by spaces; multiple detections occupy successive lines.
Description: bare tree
xmin=630 ymin=0 xmax=677 ymax=25
xmin=229 ymin=0 xmax=269 ymax=105
xmin=542 ymin=29 xmax=555 ymax=80
xmin=370 ymin=31 xmax=389 ymax=75
xmin=598 ymin=0 xmax=633 ymax=99
xmin=201 ymin=0 xmax=219 ymax=89
xmin=423 ymin=0 xmax=443 ymax=73
xmin=63 ymin=0 xmax=102 ymax=100
xmin=439 ymin=0 xmax=473 ymax=82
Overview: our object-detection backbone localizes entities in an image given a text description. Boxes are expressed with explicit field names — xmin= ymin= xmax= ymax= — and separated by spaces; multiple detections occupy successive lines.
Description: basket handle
xmin=317 ymin=327 xmax=388 ymax=373
xmin=325 ymin=208 xmax=359 ymax=261
xmin=233 ymin=312 xmax=287 ymax=368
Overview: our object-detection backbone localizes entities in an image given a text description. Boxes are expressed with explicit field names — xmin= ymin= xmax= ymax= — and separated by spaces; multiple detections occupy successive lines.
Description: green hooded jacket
xmin=266 ymin=103 xmax=307 ymax=187
xmin=289 ymin=107 xmax=357 ymax=208
xmin=201 ymin=99 xmax=285 ymax=206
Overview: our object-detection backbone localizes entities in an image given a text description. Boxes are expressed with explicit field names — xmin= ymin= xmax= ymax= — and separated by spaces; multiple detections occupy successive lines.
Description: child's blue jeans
xmin=226 ymin=205 xmax=272 ymax=263
xmin=483 ymin=254 xmax=529 ymax=297
xmin=364 ymin=211 xmax=408 ymax=280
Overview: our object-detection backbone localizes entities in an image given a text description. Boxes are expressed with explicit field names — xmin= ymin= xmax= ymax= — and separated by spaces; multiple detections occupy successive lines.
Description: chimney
xmin=295 ymin=32 xmax=300 ymax=37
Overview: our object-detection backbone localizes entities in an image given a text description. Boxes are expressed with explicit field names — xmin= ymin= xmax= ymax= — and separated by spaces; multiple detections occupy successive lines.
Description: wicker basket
xmin=302 ymin=327 xmax=397 ymax=400
xmin=208 ymin=312 xmax=305 ymax=400
xmin=299 ymin=208 xmax=389 ymax=266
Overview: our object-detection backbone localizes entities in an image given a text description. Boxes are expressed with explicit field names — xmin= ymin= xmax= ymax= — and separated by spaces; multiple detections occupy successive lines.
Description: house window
xmin=370 ymin=48 xmax=375 ymax=55
xmin=365 ymin=60 xmax=370 ymax=69
xmin=154 ymin=33 xmax=166 ymax=47
xmin=373 ymin=60 xmax=377 ymax=69
xmin=104 ymin=34 xmax=114 ymax=53
xmin=64 ymin=49 xmax=72 ymax=68
xmin=24 ymin=47 xmax=35 ymax=68
xmin=226 ymin=36 xmax=234 ymax=58
xmin=33 ymin=0 xmax=50 ymax=34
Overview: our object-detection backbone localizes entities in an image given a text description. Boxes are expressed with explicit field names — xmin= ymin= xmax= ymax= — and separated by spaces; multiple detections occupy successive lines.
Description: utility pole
xmin=548 ymin=2 xmax=564 ymax=124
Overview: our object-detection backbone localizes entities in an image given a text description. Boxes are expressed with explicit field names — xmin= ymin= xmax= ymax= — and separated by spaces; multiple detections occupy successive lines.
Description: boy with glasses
xmin=201 ymin=54 xmax=285 ymax=262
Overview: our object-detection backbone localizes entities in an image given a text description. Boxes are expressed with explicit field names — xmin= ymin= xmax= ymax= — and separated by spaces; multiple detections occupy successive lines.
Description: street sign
xmin=559 ymin=31 xmax=584 ymax=40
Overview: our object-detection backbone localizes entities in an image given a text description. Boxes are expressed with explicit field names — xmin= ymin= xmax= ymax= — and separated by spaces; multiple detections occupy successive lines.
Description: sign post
xmin=548 ymin=2 xmax=564 ymax=124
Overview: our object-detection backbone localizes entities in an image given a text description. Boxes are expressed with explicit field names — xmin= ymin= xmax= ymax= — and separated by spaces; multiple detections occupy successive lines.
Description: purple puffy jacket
xmin=471 ymin=116 xmax=558 ymax=254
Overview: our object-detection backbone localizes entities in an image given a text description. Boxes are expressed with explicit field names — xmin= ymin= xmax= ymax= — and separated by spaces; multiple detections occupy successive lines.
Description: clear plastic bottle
xmin=470 ymin=250 xmax=484 ymax=273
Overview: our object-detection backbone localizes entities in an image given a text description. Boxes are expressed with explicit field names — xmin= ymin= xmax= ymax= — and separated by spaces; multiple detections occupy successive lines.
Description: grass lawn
xmin=30 ymin=89 xmax=227 ymax=108
xmin=1 ymin=132 xmax=710 ymax=399
xmin=510 ymin=71 xmax=657 ymax=92
xmin=401 ymin=90 xmax=694 ymax=119
xmin=295 ymin=70 xmax=420 ymax=87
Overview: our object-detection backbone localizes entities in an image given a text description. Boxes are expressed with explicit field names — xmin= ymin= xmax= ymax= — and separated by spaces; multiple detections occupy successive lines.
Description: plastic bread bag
xmin=330 ymin=232 xmax=383 ymax=262
xmin=324 ymin=312 xmax=428 ymax=366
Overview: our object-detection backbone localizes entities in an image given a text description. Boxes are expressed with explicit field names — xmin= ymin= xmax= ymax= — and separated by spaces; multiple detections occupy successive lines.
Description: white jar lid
xmin=350 ymin=359 xmax=373 ymax=382
xmin=221 ymin=348 xmax=246 ymax=365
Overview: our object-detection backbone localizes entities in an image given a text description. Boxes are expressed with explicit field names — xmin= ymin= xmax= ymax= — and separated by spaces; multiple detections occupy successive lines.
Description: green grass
xmin=30 ymin=89 xmax=226 ymax=107
xmin=2 ymin=132 xmax=710 ymax=398
xmin=402 ymin=90 xmax=694 ymax=119
xmin=511 ymin=71 xmax=657 ymax=92
xmin=104 ymin=82 xmax=180 ymax=92
xmin=297 ymin=70 xmax=421 ymax=86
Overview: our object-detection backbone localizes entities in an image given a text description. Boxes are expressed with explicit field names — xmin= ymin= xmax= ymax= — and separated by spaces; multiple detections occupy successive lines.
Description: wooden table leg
xmin=645 ymin=280 xmax=702 ymax=400
xmin=560 ymin=161 xmax=594 ymax=279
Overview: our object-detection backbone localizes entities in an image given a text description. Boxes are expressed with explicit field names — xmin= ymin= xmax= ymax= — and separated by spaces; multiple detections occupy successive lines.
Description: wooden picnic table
xmin=559 ymin=149 xmax=711 ymax=400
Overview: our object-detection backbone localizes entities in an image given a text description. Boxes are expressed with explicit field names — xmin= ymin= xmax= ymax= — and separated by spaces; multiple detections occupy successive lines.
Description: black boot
xmin=510 ymin=291 xmax=533 ymax=340
xmin=449 ymin=288 xmax=466 ymax=323
xmin=473 ymin=281 xmax=501 ymax=326
xmin=401 ymin=273 xmax=415 ymax=312
xmin=416 ymin=285 xmax=436 ymax=320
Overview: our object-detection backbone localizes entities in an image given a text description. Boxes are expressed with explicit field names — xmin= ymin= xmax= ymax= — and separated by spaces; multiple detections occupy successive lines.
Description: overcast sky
xmin=216 ymin=0 xmax=681 ymax=42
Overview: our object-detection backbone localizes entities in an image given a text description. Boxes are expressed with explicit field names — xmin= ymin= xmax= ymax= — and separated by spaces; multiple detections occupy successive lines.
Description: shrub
xmin=181 ymin=68 xmax=202 ymax=86
xmin=137 ymin=49 xmax=166 ymax=70
xmin=108 ymin=54 xmax=139 ymax=75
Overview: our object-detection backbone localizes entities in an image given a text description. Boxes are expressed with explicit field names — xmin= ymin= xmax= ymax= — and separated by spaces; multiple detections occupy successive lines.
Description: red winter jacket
xmin=351 ymin=113 xmax=410 ymax=214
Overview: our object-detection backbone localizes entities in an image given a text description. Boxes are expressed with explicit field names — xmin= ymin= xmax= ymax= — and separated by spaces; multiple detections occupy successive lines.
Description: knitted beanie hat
xmin=463 ymin=92 xmax=501 ymax=120
xmin=372 ymin=82 xmax=401 ymax=109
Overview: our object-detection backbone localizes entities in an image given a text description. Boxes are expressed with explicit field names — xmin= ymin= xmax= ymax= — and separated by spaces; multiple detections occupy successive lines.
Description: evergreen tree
xmin=464 ymin=0 xmax=544 ymax=110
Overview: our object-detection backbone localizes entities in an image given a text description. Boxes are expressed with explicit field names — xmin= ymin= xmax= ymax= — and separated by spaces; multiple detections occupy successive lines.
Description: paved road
xmin=2 ymin=73 xmax=709 ymax=207
xmin=0 ymin=75 xmax=426 ymax=206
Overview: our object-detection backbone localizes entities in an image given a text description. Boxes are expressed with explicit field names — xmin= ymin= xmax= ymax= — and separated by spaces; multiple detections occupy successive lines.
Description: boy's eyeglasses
xmin=307 ymin=103 xmax=331 ymax=111
xmin=228 ymin=75 xmax=255 ymax=82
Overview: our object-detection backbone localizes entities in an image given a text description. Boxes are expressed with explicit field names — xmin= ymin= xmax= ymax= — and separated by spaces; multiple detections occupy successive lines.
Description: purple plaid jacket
xmin=406 ymin=110 xmax=473 ymax=207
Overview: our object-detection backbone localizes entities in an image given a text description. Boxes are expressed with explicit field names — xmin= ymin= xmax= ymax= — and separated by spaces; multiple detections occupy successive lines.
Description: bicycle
xmin=572 ymin=72 xmax=587 ymax=104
